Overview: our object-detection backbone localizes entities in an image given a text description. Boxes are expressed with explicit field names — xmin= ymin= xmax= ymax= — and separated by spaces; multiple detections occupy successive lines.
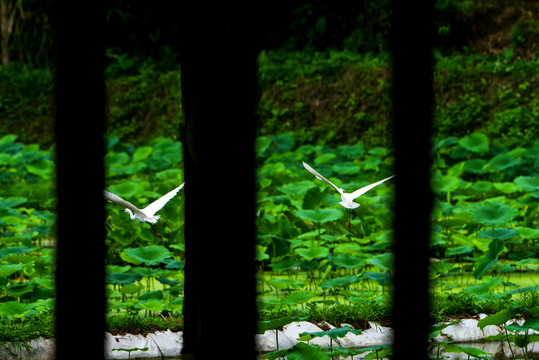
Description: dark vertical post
xmin=179 ymin=3 xmax=259 ymax=360
xmin=390 ymin=1 xmax=433 ymax=359
xmin=53 ymin=2 xmax=105 ymax=359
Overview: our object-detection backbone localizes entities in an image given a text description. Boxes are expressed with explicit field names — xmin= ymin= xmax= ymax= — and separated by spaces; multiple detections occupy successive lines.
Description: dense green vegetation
xmin=0 ymin=129 xmax=537 ymax=345
xmin=0 ymin=2 xmax=537 ymax=358
xmin=1 ymin=49 xmax=537 ymax=149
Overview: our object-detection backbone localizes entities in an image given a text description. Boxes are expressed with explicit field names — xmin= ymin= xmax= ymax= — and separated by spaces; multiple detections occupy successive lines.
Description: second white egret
xmin=302 ymin=161 xmax=394 ymax=229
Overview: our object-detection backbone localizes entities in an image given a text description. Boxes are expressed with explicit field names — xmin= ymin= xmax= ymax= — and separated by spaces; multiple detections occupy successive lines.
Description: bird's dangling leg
xmin=150 ymin=223 xmax=163 ymax=241
xmin=346 ymin=209 xmax=351 ymax=231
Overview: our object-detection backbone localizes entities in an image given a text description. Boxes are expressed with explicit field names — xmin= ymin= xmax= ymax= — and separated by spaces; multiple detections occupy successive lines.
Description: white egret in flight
xmin=302 ymin=161 xmax=394 ymax=229
xmin=104 ymin=182 xmax=185 ymax=238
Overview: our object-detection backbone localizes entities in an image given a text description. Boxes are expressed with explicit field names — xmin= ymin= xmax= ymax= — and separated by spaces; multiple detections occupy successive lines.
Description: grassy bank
xmin=0 ymin=50 xmax=537 ymax=149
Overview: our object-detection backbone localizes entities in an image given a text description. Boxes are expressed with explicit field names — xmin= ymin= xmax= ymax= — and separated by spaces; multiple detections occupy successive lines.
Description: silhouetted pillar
xmin=179 ymin=3 xmax=259 ymax=359
xmin=53 ymin=2 xmax=106 ymax=359
xmin=390 ymin=1 xmax=434 ymax=359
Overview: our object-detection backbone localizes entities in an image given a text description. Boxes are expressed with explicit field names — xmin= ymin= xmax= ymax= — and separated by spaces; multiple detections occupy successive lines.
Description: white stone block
xmin=339 ymin=322 xmax=393 ymax=347
xmin=255 ymin=329 xmax=295 ymax=352
xmin=282 ymin=321 xmax=334 ymax=347
xmin=104 ymin=331 xmax=182 ymax=359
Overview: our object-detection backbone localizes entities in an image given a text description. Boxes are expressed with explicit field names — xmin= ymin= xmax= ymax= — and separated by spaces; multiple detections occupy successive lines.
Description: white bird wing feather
xmin=302 ymin=161 xmax=343 ymax=194
xmin=103 ymin=190 xmax=141 ymax=213
xmin=348 ymin=175 xmax=395 ymax=200
xmin=142 ymin=182 xmax=185 ymax=217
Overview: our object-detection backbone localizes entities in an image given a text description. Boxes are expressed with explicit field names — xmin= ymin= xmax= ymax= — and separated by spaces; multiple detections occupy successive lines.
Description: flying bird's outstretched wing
xmin=103 ymin=190 xmax=140 ymax=213
xmin=142 ymin=182 xmax=185 ymax=217
xmin=302 ymin=162 xmax=343 ymax=194
xmin=349 ymin=175 xmax=395 ymax=200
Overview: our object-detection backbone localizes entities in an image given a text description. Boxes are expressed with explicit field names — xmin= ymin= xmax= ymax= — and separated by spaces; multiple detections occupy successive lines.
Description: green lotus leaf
xmin=257 ymin=316 xmax=295 ymax=333
xmin=0 ymin=264 xmax=24 ymax=277
xmin=363 ymin=271 xmax=391 ymax=286
xmin=26 ymin=159 xmax=54 ymax=179
xmin=270 ymin=257 xmax=300 ymax=272
xmin=133 ymin=146 xmax=153 ymax=162
xmin=156 ymin=278 xmax=181 ymax=287
xmin=7 ymin=283 xmax=35 ymax=297
xmin=151 ymin=137 xmax=182 ymax=158
xmin=123 ymin=245 xmax=173 ymax=266
xmin=139 ymin=290 xmax=163 ymax=301
xmin=106 ymin=272 xmax=143 ymax=285
xmin=271 ymin=133 xmax=295 ymax=152
xmin=493 ymin=182 xmax=520 ymax=194
xmin=34 ymin=278 xmax=55 ymax=290
xmin=155 ymin=169 xmax=182 ymax=180
xmin=105 ymin=152 xmax=129 ymax=166
xmin=470 ymin=202 xmax=518 ymax=227
xmin=138 ymin=300 xmax=164 ymax=313
xmin=458 ymin=133 xmax=489 ymax=153
xmin=516 ymin=227 xmax=539 ymax=239
xmin=0 ymin=134 xmax=17 ymax=147
xmin=431 ymin=174 xmax=460 ymax=193
xmin=1 ymin=215 xmax=23 ymax=225
xmin=286 ymin=342 xmax=331 ymax=360
xmin=0 ymin=301 xmax=34 ymax=319
xmin=506 ymin=317 xmax=539 ymax=333
xmin=106 ymin=265 xmax=131 ymax=273
xmin=0 ymin=246 xmax=34 ymax=259
xmin=280 ymin=291 xmax=315 ymax=306
xmin=332 ymin=162 xmax=359 ymax=175
xmin=366 ymin=253 xmax=394 ymax=271
xmin=111 ymin=162 xmax=147 ymax=176
xmin=478 ymin=308 xmax=519 ymax=329
xmin=337 ymin=144 xmax=365 ymax=159
xmin=302 ymin=187 xmax=327 ymax=210
xmin=294 ymin=247 xmax=329 ymax=261
xmin=477 ymin=228 xmax=519 ymax=240
xmin=514 ymin=175 xmax=539 ymax=192
xmin=163 ymin=259 xmax=185 ymax=270
xmin=0 ymin=153 xmax=14 ymax=165
xmin=255 ymin=136 xmax=272 ymax=155
xmin=473 ymin=239 xmax=505 ymax=279
xmin=444 ymin=344 xmax=491 ymax=358
xmin=463 ymin=159 xmax=487 ymax=174
xmin=363 ymin=156 xmax=382 ymax=171
xmin=487 ymin=153 xmax=521 ymax=171
xmin=330 ymin=254 xmax=364 ymax=269
xmin=267 ymin=278 xmax=305 ymax=290
xmin=469 ymin=181 xmax=494 ymax=193
xmin=0 ymin=197 xmax=27 ymax=210
xmin=299 ymin=325 xmax=361 ymax=341
xmin=296 ymin=209 xmax=343 ymax=224
xmin=108 ymin=182 xmax=146 ymax=199
xmin=255 ymin=245 xmax=270 ymax=261
xmin=314 ymin=152 xmax=337 ymax=165
xmin=466 ymin=277 xmax=503 ymax=294
xmin=278 ymin=181 xmax=315 ymax=197
xmin=111 ymin=347 xmax=148 ymax=353
xmin=120 ymin=285 xmax=145 ymax=295
xmin=446 ymin=246 xmax=474 ymax=256
xmin=319 ymin=276 xmax=358 ymax=289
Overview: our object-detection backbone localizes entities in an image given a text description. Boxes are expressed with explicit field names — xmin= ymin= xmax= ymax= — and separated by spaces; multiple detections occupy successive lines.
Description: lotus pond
xmin=0 ymin=131 xmax=538 ymax=359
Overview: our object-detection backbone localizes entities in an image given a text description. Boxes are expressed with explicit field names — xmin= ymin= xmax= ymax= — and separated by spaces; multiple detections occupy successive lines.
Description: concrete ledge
xmin=2 ymin=316 xmax=538 ymax=359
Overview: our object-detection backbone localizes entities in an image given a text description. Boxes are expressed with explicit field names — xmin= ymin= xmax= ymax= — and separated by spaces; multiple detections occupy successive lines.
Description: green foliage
xmin=443 ymin=344 xmax=492 ymax=359
xmin=298 ymin=325 xmax=361 ymax=341
xmin=470 ymin=202 xmax=518 ymax=228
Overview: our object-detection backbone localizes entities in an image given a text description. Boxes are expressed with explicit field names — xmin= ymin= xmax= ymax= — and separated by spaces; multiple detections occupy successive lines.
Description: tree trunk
xmin=0 ymin=0 xmax=18 ymax=65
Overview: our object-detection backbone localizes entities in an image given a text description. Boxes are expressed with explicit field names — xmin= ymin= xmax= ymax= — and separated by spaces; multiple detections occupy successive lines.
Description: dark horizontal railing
xmin=53 ymin=2 xmax=432 ymax=359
